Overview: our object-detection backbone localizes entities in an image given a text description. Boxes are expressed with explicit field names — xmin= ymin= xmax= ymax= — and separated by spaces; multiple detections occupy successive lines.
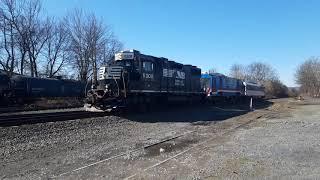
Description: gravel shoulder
xmin=1 ymin=98 xmax=319 ymax=179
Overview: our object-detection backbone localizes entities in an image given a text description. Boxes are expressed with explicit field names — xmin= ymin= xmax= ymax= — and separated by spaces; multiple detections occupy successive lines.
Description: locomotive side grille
xmin=105 ymin=66 xmax=123 ymax=79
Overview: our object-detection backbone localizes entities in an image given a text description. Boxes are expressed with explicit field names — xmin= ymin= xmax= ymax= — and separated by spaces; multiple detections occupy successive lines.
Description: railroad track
xmin=0 ymin=111 xmax=108 ymax=126
xmin=125 ymin=117 xmax=259 ymax=179
xmin=54 ymin=130 xmax=195 ymax=178
xmin=0 ymin=106 xmax=26 ymax=113
xmin=0 ymin=106 xmax=85 ymax=114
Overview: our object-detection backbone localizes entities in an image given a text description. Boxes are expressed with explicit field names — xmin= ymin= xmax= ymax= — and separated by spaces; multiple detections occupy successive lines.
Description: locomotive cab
xmin=97 ymin=50 xmax=140 ymax=92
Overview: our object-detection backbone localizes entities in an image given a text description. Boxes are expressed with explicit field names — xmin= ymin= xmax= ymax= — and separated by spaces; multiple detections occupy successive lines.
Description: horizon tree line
xmin=228 ymin=62 xmax=289 ymax=98
xmin=0 ymin=0 xmax=123 ymax=83
xmin=296 ymin=57 xmax=320 ymax=97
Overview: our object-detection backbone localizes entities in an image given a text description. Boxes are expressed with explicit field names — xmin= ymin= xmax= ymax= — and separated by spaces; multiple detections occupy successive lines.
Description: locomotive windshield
xmin=112 ymin=59 xmax=133 ymax=68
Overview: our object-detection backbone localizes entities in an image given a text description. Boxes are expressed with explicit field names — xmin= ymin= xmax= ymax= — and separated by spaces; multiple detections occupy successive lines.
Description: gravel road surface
xmin=1 ymin=98 xmax=319 ymax=179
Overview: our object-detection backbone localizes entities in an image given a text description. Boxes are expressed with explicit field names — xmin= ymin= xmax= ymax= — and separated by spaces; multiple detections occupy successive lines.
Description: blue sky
xmin=43 ymin=0 xmax=320 ymax=86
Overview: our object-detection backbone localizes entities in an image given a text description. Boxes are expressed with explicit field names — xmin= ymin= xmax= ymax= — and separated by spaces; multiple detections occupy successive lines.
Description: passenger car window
xmin=143 ymin=61 xmax=154 ymax=72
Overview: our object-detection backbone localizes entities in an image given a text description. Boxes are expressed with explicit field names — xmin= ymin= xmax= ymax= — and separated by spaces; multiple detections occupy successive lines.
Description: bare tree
xmin=229 ymin=62 xmax=277 ymax=83
xmin=0 ymin=2 xmax=123 ymax=80
xmin=0 ymin=0 xmax=48 ymax=77
xmin=66 ymin=9 xmax=91 ymax=82
xmin=229 ymin=62 xmax=287 ymax=98
xmin=16 ymin=22 xmax=28 ymax=75
xmin=84 ymin=14 xmax=107 ymax=85
xmin=264 ymin=79 xmax=288 ymax=98
xmin=246 ymin=62 xmax=278 ymax=84
xmin=11 ymin=0 xmax=29 ymax=75
xmin=0 ymin=0 xmax=21 ymax=76
xmin=66 ymin=9 xmax=122 ymax=82
xmin=24 ymin=0 xmax=49 ymax=77
xmin=296 ymin=57 xmax=320 ymax=97
xmin=288 ymin=87 xmax=299 ymax=97
xmin=43 ymin=18 xmax=69 ymax=77
xmin=229 ymin=64 xmax=246 ymax=80
xmin=101 ymin=37 xmax=123 ymax=64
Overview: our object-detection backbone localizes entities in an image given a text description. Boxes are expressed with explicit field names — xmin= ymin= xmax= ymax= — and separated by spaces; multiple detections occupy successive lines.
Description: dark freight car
xmin=86 ymin=50 xmax=204 ymax=110
xmin=61 ymin=79 xmax=87 ymax=97
xmin=0 ymin=72 xmax=10 ymax=99
xmin=10 ymin=75 xmax=62 ymax=97
xmin=10 ymin=75 xmax=86 ymax=98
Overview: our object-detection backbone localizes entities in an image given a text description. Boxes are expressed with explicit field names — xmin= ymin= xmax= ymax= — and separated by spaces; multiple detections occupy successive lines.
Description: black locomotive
xmin=85 ymin=50 xmax=204 ymax=111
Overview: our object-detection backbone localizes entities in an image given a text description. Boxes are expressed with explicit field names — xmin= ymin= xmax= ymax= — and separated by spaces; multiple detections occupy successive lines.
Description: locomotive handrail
xmin=122 ymin=71 xmax=127 ymax=98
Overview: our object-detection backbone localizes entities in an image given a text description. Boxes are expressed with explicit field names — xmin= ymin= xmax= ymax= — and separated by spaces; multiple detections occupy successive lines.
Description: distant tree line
xmin=0 ymin=0 xmax=123 ymax=83
xmin=296 ymin=57 xmax=320 ymax=97
xmin=229 ymin=62 xmax=291 ymax=98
